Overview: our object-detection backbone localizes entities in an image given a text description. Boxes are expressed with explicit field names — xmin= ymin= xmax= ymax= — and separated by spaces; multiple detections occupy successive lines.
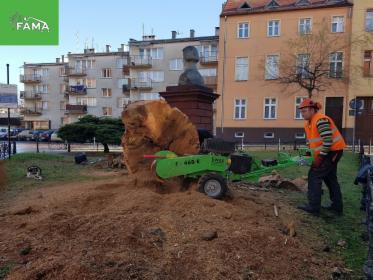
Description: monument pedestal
xmin=159 ymin=85 xmax=219 ymax=133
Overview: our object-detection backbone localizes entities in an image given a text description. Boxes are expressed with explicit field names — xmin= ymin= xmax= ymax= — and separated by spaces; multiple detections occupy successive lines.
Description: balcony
xmin=67 ymin=67 xmax=87 ymax=76
xmin=129 ymin=55 xmax=152 ymax=68
xmin=203 ymin=76 xmax=217 ymax=88
xmin=20 ymin=91 xmax=43 ymax=100
xmin=200 ymin=52 xmax=218 ymax=65
xmin=65 ymin=104 xmax=88 ymax=115
xmin=20 ymin=74 xmax=42 ymax=83
xmin=20 ymin=108 xmax=43 ymax=116
xmin=66 ymin=85 xmax=87 ymax=95
xmin=130 ymin=78 xmax=152 ymax=90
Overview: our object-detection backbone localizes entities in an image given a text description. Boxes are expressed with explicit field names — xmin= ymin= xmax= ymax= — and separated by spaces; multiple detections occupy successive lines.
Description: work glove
xmin=312 ymin=155 xmax=325 ymax=169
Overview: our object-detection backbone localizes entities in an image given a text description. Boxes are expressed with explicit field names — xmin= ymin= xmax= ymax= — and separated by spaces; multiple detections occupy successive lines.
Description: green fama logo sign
xmin=15 ymin=16 xmax=50 ymax=32
xmin=1 ymin=0 xmax=58 ymax=45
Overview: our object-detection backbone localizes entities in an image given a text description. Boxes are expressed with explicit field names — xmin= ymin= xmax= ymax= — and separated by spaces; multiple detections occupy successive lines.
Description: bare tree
xmin=264 ymin=19 xmax=371 ymax=98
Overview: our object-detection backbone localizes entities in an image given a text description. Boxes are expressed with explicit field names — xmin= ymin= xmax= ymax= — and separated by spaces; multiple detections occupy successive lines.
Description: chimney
xmin=121 ymin=44 xmax=125 ymax=51
xmin=172 ymin=31 xmax=177 ymax=39
xmin=215 ymin=27 xmax=220 ymax=36
xmin=142 ymin=35 xmax=156 ymax=41
xmin=61 ymin=55 xmax=64 ymax=63
xmin=106 ymin=45 xmax=111 ymax=53
xmin=190 ymin=29 xmax=195 ymax=38
xmin=56 ymin=58 xmax=60 ymax=63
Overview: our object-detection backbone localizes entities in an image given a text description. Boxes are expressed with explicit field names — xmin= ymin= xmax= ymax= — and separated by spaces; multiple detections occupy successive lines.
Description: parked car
xmin=50 ymin=131 xmax=63 ymax=142
xmin=0 ymin=128 xmax=8 ymax=140
xmin=10 ymin=128 xmax=25 ymax=140
xmin=17 ymin=130 xmax=34 ymax=141
xmin=31 ymin=130 xmax=46 ymax=141
xmin=40 ymin=130 xmax=56 ymax=142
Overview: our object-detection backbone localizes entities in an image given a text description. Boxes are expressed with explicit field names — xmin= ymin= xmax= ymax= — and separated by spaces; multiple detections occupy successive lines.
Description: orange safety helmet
xmin=298 ymin=99 xmax=322 ymax=110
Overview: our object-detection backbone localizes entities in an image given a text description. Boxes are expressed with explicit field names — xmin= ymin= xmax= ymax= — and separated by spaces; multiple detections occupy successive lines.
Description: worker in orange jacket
xmin=297 ymin=99 xmax=346 ymax=216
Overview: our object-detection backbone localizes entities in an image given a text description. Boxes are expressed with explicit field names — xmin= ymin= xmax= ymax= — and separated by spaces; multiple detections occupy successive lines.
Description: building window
xmin=235 ymin=57 xmax=249 ymax=81
xmin=34 ymin=84 xmax=48 ymax=93
xmin=139 ymin=92 xmax=161 ymax=101
xmin=264 ymin=98 xmax=277 ymax=119
xmin=74 ymin=97 xmax=97 ymax=107
xmin=234 ymin=99 xmax=246 ymax=120
xmin=116 ymin=57 xmax=128 ymax=68
xmin=295 ymin=97 xmax=306 ymax=119
xmin=366 ymin=10 xmax=373 ymax=32
xmin=299 ymin=18 xmax=312 ymax=35
xmin=59 ymin=67 xmax=66 ymax=76
xmin=364 ymin=50 xmax=373 ymax=77
xmin=149 ymin=71 xmax=164 ymax=82
xmin=60 ymin=101 xmax=66 ymax=110
xmin=102 ymin=68 xmax=112 ymax=78
xmin=102 ymin=88 xmax=112 ymax=97
xmin=264 ymin=132 xmax=275 ymax=139
xmin=297 ymin=54 xmax=310 ymax=78
xmin=331 ymin=16 xmax=344 ymax=33
xmin=169 ymin=59 xmax=183 ymax=70
xmin=86 ymin=78 xmax=96 ymax=88
xmin=60 ymin=83 xmax=67 ymax=93
xmin=329 ymin=52 xmax=343 ymax=78
xmin=295 ymin=132 xmax=306 ymax=139
xmin=238 ymin=22 xmax=250 ymax=38
xmin=140 ymin=48 xmax=164 ymax=60
xmin=235 ymin=132 xmax=245 ymax=138
xmin=42 ymin=69 xmax=49 ymax=77
xmin=265 ymin=55 xmax=279 ymax=80
xmin=102 ymin=107 xmax=112 ymax=116
xmin=268 ymin=20 xmax=280 ymax=37
xmin=199 ymin=68 xmax=217 ymax=77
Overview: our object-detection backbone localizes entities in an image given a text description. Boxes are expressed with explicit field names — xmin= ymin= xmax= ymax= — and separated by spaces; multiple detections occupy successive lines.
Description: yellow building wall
xmin=346 ymin=0 xmax=373 ymax=129
xmin=216 ymin=6 xmax=352 ymax=135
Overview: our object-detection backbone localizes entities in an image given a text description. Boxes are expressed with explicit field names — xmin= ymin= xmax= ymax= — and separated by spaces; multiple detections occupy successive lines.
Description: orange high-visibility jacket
xmin=304 ymin=112 xmax=346 ymax=156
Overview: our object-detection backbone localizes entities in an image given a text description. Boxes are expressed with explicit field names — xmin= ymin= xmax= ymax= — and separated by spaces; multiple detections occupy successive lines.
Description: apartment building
xmin=346 ymin=0 xmax=373 ymax=144
xmin=20 ymin=59 xmax=67 ymax=129
xmin=21 ymin=45 xmax=129 ymax=129
xmin=216 ymin=0 xmax=353 ymax=143
xmin=65 ymin=45 xmax=129 ymax=124
xmin=128 ymin=29 xmax=219 ymax=101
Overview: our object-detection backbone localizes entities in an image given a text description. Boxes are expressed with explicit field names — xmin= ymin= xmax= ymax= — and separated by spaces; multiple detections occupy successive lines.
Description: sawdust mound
xmin=0 ymin=174 xmax=341 ymax=280
xmin=122 ymin=100 xmax=200 ymax=174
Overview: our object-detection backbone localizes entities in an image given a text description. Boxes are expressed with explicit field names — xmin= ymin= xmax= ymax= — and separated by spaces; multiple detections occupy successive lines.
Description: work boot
xmin=322 ymin=205 xmax=343 ymax=216
xmin=297 ymin=205 xmax=320 ymax=216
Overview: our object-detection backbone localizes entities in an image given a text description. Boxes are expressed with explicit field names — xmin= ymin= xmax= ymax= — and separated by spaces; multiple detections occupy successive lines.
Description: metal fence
xmin=0 ymin=142 xmax=16 ymax=159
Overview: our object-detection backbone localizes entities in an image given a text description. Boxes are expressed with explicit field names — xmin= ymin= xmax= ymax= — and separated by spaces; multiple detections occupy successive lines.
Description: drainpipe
xmin=221 ymin=16 xmax=227 ymax=136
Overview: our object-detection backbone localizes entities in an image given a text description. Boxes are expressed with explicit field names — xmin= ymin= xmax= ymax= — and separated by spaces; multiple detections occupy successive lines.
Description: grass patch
xmin=249 ymin=150 xmax=367 ymax=277
xmin=2 ymin=153 xmax=105 ymax=193
xmin=0 ymin=263 xmax=13 ymax=280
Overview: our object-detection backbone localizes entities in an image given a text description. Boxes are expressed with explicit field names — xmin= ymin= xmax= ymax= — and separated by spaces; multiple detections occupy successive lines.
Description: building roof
xmin=67 ymin=50 xmax=129 ymax=58
xmin=221 ymin=0 xmax=353 ymax=16
xmin=128 ymin=36 xmax=219 ymax=47
xmin=22 ymin=62 xmax=67 ymax=67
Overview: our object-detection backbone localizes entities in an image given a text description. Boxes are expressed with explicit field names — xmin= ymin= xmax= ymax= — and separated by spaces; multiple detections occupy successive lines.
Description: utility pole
xmin=6 ymin=64 xmax=11 ymax=159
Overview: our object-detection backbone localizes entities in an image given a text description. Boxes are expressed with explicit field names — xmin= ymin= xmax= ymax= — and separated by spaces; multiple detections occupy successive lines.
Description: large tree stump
xmin=122 ymin=100 xmax=200 ymax=174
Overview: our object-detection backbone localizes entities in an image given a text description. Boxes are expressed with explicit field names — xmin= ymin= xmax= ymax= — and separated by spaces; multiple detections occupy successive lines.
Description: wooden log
xmin=122 ymin=100 xmax=200 ymax=174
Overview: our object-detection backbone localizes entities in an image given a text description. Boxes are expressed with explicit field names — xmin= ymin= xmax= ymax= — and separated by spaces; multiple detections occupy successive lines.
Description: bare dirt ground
xmin=0 ymin=171 xmax=344 ymax=280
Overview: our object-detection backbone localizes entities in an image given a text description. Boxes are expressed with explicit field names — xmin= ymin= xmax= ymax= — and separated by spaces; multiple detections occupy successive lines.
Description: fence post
xmin=36 ymin=136 xmax=39 ymax=153
xmin=278 ymin=138 xmax=281 ymax=152
xmin=12 ymin=141 xmax=16 ymax=155
xmin=370 ymin=139 xmax=372 ymax=156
